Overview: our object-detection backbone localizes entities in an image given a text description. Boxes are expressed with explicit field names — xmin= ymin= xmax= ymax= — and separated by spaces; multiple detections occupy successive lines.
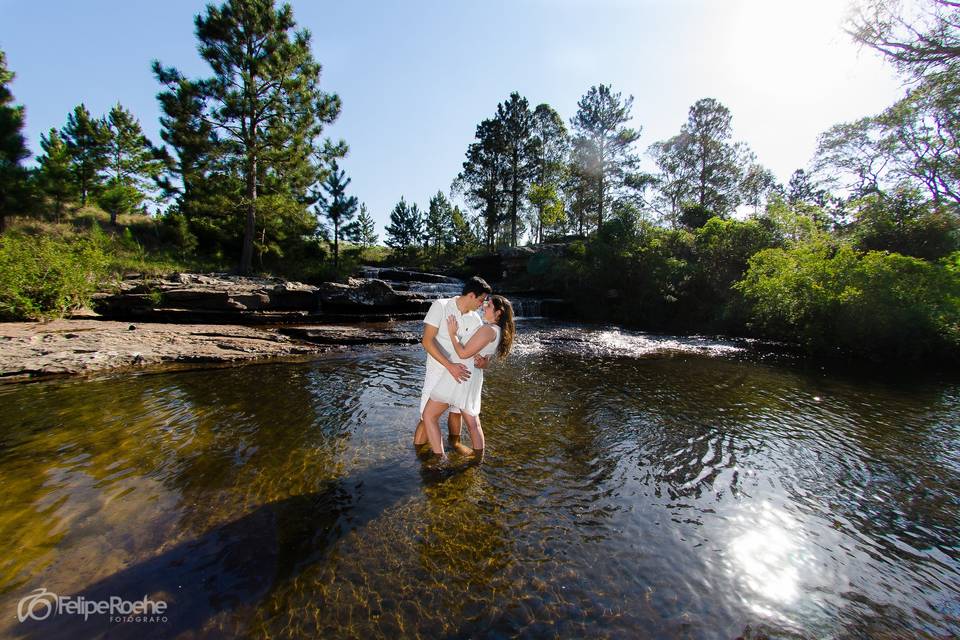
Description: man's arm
xmin=422 ymin=323 xmax=470 ymax=383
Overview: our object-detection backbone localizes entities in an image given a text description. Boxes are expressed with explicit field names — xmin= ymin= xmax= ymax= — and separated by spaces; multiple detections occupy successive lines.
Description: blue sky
xmin=1 ymin=0 xmax=904 ymax=235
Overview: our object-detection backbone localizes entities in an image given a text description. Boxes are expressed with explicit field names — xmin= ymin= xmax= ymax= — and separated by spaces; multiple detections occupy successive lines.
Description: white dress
xmin=429 ymin=323 xmax=501 ymax=417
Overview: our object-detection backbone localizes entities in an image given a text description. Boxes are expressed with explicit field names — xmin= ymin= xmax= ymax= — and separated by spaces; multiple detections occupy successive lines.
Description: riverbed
xmin=1 ymin=319 xmax=958 ymax=639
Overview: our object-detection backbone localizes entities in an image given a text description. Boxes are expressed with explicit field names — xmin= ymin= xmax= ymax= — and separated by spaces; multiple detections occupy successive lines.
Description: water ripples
xmin=0 ymin=321 xmax=957 ymax=638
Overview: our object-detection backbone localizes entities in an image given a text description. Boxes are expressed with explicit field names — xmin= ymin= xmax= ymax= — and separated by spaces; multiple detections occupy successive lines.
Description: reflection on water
xmin=0 ymin=319 xmax=958 ymax=638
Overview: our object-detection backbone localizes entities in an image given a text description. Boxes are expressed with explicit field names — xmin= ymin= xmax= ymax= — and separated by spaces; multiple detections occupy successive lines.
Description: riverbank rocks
xmin=90 ymin=272 xmax=431 ymax=324
xmin=0 ymin=319 xmax=424 ymax=383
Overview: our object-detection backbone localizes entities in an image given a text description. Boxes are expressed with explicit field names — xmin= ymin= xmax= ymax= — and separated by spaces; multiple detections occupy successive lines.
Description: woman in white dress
xmin=423 ymin=295 xmax=515 ymax=459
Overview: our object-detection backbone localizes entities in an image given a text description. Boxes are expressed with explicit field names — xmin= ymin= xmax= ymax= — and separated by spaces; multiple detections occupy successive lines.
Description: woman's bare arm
xmin=446 ymin=316 xmax=495 ymax=359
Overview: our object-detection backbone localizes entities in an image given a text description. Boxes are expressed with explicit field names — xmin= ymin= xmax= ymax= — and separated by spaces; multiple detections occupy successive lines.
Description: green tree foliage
xmin=527 ymin=183 xmax=565 ymax=241
xmin=450 ymin=205 xmax=478 ymax=252
xmin=61 ymin=104 xmax=110 ymax=207
xmin=565 ymin=136 xmax=601 ymax=235
xmin=495 ymin=92 xmax=537 ymax=246
xmin=849 ymin=187 xmax=959 ymax=260
xmin=529 ymin=103 xmax=569 ymax=242
xmin=736 ymin=239 xmax=960 ymax=362
xmin=454 ymin=117 xmax=509 ymax=252
xmin=36 ymin=129 xmax=76 ymax=223
xmin=847 ymin=0 xmax=959 ymax=83
xmin=0 ymin=50 xmax=32 ymax=233
xmin=101 ymin=103 xmax=164 ymax=224
xmin=425 ymin=191 xmax=454 ymax=257
xmin=355 ymin=203 xmax=378 ymax=248
xmin=815 ymin=83 xmax=960 ymax=205
xmin=570 ymin=84 xmax=641 ymax=228
xmin=385 ymin=196 xmax=422 ymax=254
xmin=97 ymin=183 xmax=142 ymax=224
xmin=649 ymin=98 xmax=753 ymax=220
xmin=156 ymin=0 xmax=345 ymax=274
xmin=315 ymin=160 xmax=359 ymax=270
xmin=688 ymin=216 xmax=779 ymax=325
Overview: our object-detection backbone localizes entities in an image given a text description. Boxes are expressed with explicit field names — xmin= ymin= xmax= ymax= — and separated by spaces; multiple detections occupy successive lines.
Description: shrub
xmin=735 ymin=239 xmax=960 ymax=362
xmin=0 ymin=229 xmax=110 ymax=320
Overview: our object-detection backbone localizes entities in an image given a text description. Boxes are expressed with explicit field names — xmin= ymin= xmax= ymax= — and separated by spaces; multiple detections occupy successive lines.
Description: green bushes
xmin=0 ymin=226 xmax=110 ymax=320
xmin=736 ymin=241 xmax=960 ymax=362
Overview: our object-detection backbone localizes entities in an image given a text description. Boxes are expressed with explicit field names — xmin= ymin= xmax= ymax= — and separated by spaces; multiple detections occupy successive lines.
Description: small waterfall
xmin=506 ymin=297 xmax=543 ymax=319
xmin=406 ymin=281 xmax=463 ymax=298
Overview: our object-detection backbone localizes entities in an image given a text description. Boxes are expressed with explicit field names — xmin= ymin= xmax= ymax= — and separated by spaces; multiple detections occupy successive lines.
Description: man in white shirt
xmin=413 ymin=276 xmax=493 ymax=455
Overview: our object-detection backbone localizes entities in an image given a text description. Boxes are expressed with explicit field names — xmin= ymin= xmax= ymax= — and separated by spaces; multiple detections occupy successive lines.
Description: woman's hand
xmin=446 ymin=314 xmax=459 ymax=337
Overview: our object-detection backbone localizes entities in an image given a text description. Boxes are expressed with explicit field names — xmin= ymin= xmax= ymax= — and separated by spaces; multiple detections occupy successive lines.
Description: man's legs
xmin=446 ymin=412 xmax=474 ymax=455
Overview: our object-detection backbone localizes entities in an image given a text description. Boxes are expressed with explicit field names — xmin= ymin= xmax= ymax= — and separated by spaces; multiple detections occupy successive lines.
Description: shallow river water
xmin=0 ymin=319 xmax=958 ymax=639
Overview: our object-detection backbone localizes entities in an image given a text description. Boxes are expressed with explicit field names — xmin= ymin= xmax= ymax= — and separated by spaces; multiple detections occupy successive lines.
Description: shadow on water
xmin=14 ymin=455 xmax=473 ymax=639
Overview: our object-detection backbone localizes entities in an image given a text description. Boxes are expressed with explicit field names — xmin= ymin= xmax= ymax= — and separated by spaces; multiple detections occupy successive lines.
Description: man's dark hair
xmin=461 ymin=276 xmax=492 ymax=297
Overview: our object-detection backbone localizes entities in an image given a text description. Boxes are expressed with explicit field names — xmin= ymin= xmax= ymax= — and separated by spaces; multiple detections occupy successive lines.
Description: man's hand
xmin=474 ymin=354 xmax=490 ymax=369
xmin=447 ymin=362 xmax=471 ymax=383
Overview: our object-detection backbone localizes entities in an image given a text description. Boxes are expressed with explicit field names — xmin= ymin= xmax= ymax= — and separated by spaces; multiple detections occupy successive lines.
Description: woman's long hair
xmin=490 ymin=295 xmax=514 ymax=359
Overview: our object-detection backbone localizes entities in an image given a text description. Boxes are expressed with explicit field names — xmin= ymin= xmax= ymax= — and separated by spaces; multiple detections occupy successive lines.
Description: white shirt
xmin=420 ymin=296 xmax=483 ymax=417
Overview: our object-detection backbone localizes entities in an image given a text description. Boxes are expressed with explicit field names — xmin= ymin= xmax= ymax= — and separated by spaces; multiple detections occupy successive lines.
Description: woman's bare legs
xmin=422 ymin=399 xmax=449 ymax=456
xmin=461 ymin=412 xmax=485 ymax=455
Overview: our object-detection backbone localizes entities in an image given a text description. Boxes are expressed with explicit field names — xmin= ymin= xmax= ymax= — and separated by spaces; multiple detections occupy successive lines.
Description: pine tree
xmin=531 ymin=103 xmax=569 ymax=242
xmin=36 ymin=128 xmax=77 ymax=222
xmin=571 ymin=84 xmax=641 ymax=228
xmin=450 ymin=204 xmax=477 ymax=250
xmin=356 ymin=203 xmax=378 ymax=248
xmin=61 ymin=104 xmax=110 ymax=207
xmin=454 ymin=117 xmax=509 ymax=252
xmin=495 ymin=92 xmax=537 ymax=246
xmin=315 ymin=160 xmax=359 ymax=270
xmin=101 ymin=103 xmax=164 ymax=224
xmin=385 ymin=196 xmax=422 ymax=254
xmin=0 ymin=50 xmax=31 ymax=232
xmin=158 ymin=0 xmax=345 ymax=274
xmin=425 ymin=191 xmax=454 ymax=257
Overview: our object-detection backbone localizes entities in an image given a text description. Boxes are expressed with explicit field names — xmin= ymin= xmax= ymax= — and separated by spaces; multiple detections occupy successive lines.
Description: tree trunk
xmin=334 ymin=220 xmax=340 ymax=271
xmin=597 ymin=174 xmax=604 ymax=229
xmin=241 ymin=152 xmax=256 ymax=275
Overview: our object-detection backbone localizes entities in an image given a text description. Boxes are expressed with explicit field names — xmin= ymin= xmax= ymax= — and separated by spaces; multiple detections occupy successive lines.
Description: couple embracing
xmin=413 ymin=276 xmax=515 ymax=461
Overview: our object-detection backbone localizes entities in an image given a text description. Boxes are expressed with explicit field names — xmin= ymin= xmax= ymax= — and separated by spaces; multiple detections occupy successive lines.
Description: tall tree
xmin=494 ymin=92 xmax=537 ymax=246
xmin=385 ymin=196 xmax=422 ymax=254
xmin=454 ymin=117 xmax=509 ymax=252
xmin=314 ymin=160 xmax=358 ymax=270
xmin=159 ymin=0 xmax=345 ymax=274
xmin=36 ymin=128 xmax=77 ymax=223
xmin=649 ymin=98 xmax=752 ymax=218
xmin=570 ymin=84 xmax=641 ymax=228
xmin=530 ymin=103 xmax=569 ymax=243
xmin=740 ymin=162 xmax=778 ymax=215
xmin=450 ymin=204 xmax=477 ymax=250
xmin=61 ymin=104 xmax=109 ymax=207
xmin=425 ymin=191 xmax=453 ymax=257
xmin=565 ymin=136 xmax=601 ymax=235
xmin=153 ymin=65 xmax=218 ymax=210
xmin=848 ymin=0 xmax=960 ymax=82
xmin=100 ymin=103 xmax=164 ymax=224
xmin=355 ymin=203 xmax=378 ymax=248
xmin=0 ymin=50 xmax=30 ymax=233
